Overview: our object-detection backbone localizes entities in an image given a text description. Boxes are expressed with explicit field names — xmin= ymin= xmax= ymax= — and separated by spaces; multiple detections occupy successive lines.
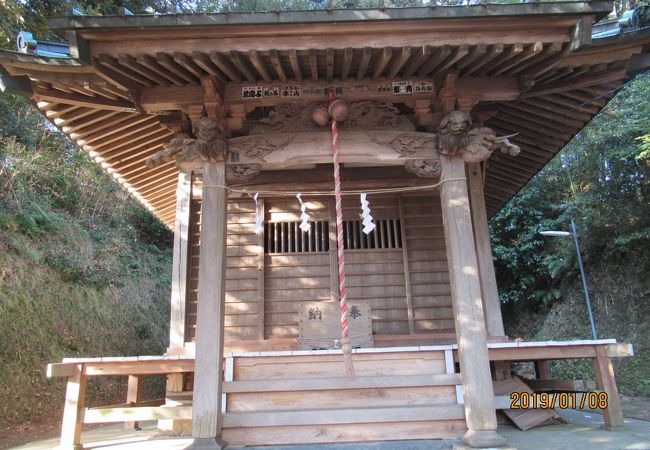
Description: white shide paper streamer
xmin=253 ymin=193 xmax=264 ymax=235
xmin=296 ymin=193 xmax=311 ymax=232
xmin=360 ymin=193 xmax=376 ymax=235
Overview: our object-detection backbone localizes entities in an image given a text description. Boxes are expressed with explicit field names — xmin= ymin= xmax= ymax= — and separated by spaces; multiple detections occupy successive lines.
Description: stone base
xmin=462 ymin=430 xmax=509 ymax=448
xmin=186 ymin=437 xmax=227 ymax=449
xmin=603 ymin=425 xmax=626 ymax=432
xmin=453 ymin=445 xmax=516 ymax=450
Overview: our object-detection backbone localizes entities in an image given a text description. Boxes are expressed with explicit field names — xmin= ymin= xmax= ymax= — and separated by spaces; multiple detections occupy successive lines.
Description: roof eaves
xmin=47 ymin=1 xmax=613 ymax=31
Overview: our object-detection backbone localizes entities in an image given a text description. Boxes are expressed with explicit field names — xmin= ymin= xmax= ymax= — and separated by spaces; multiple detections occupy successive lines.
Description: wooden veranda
xmin=1 ymin=2 xmax=648 ymax=449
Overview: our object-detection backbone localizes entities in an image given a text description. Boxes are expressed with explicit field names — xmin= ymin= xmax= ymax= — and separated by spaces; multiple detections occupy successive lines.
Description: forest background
xmin=0 ymin=0 xmax=648 ymax=446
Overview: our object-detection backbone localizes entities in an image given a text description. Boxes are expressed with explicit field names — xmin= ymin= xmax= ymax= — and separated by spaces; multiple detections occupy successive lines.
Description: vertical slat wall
xmin=185 ymin=191 xmax=455 ymax=343
xmin=264 ymin=198 xmax=330 ymax=338
xmin=185 ymin=198 xmax=201 ymax=341
xmin=401 ymin=194 xmax=455 ymax=333
xmin=186 ymin=197 xmax=262 ymax=341
xmin=342 ymin=195 xmax=409 ymax=335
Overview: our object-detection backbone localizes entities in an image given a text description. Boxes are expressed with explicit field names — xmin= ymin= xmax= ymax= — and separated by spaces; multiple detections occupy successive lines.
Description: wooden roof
xmin=1 ymin=2 xmax=649 ymax=227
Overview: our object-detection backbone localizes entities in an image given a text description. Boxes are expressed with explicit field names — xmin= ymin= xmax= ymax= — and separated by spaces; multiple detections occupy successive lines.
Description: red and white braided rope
xmin=328 ymin=90 xmax=353 ymax=375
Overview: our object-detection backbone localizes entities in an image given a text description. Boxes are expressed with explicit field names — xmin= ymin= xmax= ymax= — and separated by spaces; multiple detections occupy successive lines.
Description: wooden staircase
xmin=217 ymin=348 xmax=466 ymax=446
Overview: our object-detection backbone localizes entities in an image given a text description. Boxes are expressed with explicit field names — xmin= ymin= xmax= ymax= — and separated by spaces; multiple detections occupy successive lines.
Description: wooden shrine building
xmin=1 ymin=2 xmax=647 ymax=448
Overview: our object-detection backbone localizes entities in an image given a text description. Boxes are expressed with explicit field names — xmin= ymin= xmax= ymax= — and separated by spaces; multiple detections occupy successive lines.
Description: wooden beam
xmin=387 ymin=47 xmax=412 ymax=79
xmin=512 ymin=41 xmax=564 ymax=76
xmin=93 ymin=58 xmax=143 ymax=94
xmin=269 ymin=50 xmax=287 ymax=82
xmin=230 ymin=51 xmax=256 ymax=83
xmin=223 ymin=373 xmax=460 ymax=393
xmin=288 ymin=49 xmax=302 ymax=82
xmin=249 ymin=50 xmax=272 ymax=82
xmin=89 ymin=18 xmax=575 ymax=56
xmin=522 ymin=68 xmax=627 ymax=98
xmin=84 ymin=405 xmax=192 ymax=424
xmin=173 ymin=52 xmax=209 ymax=81
xmin=209 ymin=52 xmax=242 ymax=83
xmin=192 ymin=52 xmax=228 ymax=84
xmin=139 ymin=85 xmax=204 ymax=111
xmin=431 ymin=45 xmax=469 ymax=78
xmin=481 ymin=43 xmax=523 ymax=75
xmin=462 ymin=44 xmax=503 ymax=77
xmin=86 ymin=120 xmax=161 ymax=149
xmin=136 ymin=54 xmax=184 ymax=86
xmin=82 ymin=115 xmax=157 ymax=144
xmin=33 ymin=87 xmax=136 ymax=112
xmin=156 ymin=52 xmax=197 ymax=84
xmin=63 ymin=111 xmax=123 ymax=132
xmin=326 ymin=48 xmax=334 ymax=82
xmin=456 ymin=44 xmax=487 ymax=72
xmin=356 ymin=47 xmax=372 ymax=80
xmin=341 ymin=48 xmax=353 ymax=81
xmin=222 ymin=404 xmax=465 ymax=428
xmin=372 ymin=47 xmax=393 ymax=79
xmin=439 ymin=155 xmax=505 ymax=448
xmin=192 ymin=160 xmax=228 ymax=442
xmin=99 ymin=129 xmax=171 ymax=159
xmin=403 ymin=46 xmax=431 ymax=78
xmin=492 ymin=42 xmax=543 ymax=76
xmin=468 ymin=163 xmax=505 ymax=337
xmin=417 ymin=45 xmax=452 ymax=77
xmin=223 ymin=77 xmax=517 ymax=106
xmin=309 ymin=49 xmax=319 ymax=81
xmin=98 ymin=54 xmax=154 ymax=87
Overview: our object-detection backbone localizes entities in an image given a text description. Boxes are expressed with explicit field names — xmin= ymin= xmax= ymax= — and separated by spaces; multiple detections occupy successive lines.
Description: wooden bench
xmin=47 ymin=355 xmax=194 ymax=449
xmin=479 ymin=339 xmax=633 ymax=429
xmin=47 ymin=340 xmax=633 ymax=449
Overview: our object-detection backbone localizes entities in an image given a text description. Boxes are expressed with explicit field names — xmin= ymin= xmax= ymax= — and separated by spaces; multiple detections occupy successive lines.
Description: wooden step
xmin=223 ymin=403 xmax=465 ymax=427
xmin=224 ymin=373 xmax=460 ymax=393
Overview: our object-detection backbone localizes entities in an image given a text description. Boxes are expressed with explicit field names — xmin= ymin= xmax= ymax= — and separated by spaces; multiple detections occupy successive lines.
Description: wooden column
xmin=191 ymin=161 xmax=228 ymax=449
xmin=438 ymin=155 xmax=506 ymax=448
xmin=593 ymin=346 xmax=625 ymax=428
xmin=467 ymin=163 xmax=505 ymax=337
xmin=59 ymin=364 xmax=87 ymax=450
xmin=398 ymin=195 xmax=415 ymax=334
xmin=169 ymin=171 xmax=192 ymax=349
xmin=257 ymin=198 xmax=265 ymax=340
xmin=535 ymin=360 xmax=551 ymax=379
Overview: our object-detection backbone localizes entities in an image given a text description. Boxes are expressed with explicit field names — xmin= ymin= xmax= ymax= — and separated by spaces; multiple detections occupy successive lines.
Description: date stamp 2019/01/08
xmin=510 ymin=392 xmax=608 ymax=409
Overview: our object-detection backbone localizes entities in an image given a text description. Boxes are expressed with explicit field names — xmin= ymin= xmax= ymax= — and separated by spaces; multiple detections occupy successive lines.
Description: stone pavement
xmin=10 ymin=409 xmax=650 ymax=450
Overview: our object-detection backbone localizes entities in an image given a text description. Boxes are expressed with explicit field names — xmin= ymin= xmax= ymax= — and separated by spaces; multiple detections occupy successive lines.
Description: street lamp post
xmin=540 ymin=219 xmax=598 ymax=340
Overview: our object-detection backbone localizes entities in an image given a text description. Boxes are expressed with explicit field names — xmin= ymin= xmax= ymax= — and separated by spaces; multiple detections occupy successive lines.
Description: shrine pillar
xmin=190 ymin=119 xmax=228 ymax=449
xmin=467 ymin=162 xmax=505 ymax=338
xmin=169 ymin=170 xmax=192 ymax=350
xmin=438 ymin=152 xmax=506 ymax=448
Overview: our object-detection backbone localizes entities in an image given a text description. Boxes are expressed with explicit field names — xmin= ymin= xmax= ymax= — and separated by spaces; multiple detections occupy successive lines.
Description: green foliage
xmin=0 ymin=81 xmax=173 ymax=430
xmin=491 ymin=74 xmax=650 ymax=307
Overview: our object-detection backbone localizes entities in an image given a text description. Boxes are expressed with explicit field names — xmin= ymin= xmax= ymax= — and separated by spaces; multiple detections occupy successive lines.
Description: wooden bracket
xmin=438 ymin=72 xmax=458 ymax=114
xmin=201 ymin=76 xmax=224 ymax=121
